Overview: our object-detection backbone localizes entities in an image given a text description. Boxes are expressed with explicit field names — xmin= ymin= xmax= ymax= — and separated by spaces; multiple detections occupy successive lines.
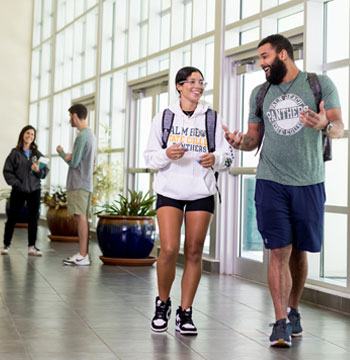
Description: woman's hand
xmin=166 ymin=143 xmax=186 ymax=160
xmin=31 ymin=162 xmax=40 ymax=173
xmin=199 ymin=153 xmax=215 ymax=168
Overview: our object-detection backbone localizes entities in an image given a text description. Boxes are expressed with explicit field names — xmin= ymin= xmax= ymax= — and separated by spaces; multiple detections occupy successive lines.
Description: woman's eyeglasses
xmin=179 ymin=80 xmax=208 ymax=88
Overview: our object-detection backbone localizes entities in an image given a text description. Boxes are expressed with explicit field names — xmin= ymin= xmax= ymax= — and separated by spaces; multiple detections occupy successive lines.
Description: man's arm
xmin=300 ymin=101 xmax=344 ymax=139
xmin=222 ymin=123 xmax=261 ymax=151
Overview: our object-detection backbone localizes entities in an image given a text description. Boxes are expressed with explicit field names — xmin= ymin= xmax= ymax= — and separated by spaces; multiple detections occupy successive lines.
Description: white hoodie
xmin=144 ymin=99 xmax=233 ymax=201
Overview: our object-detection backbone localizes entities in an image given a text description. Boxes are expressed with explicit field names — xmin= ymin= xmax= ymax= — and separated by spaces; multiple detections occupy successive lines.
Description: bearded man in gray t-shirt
xmin=223 ymin=34 xmax=344 ymax=348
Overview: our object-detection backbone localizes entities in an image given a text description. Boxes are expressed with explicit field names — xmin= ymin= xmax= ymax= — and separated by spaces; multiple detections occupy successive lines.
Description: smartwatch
xmin=323 ymin=121 xmax=333 ymax=133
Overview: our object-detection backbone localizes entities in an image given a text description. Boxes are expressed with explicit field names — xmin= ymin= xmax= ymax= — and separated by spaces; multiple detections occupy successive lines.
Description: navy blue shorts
xmin=255 ymin=179 xmax=325 ymax=252
xmin=156 ymin=194 xmax=215 ymax=214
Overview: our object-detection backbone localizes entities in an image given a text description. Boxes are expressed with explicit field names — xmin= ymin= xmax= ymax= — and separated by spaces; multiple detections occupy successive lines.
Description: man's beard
xmin=265 ymin=56 xmax=287 ymax=85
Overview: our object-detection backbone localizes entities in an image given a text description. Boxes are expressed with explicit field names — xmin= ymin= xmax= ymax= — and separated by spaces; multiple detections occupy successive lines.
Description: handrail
xmin=229 ymin=167 xmax=257 ymax=176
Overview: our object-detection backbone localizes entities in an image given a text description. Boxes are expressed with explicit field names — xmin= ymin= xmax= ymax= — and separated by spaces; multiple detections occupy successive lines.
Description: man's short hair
xmin=68 ymin=104 xmax=88 ymax=120
xmin=258 ymin=34 xmax=294 ymax=61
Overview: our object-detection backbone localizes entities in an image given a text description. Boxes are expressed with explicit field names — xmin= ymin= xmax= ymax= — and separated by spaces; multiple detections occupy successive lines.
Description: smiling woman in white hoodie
xmin=144 ymin=66 xmax=233 ymax=336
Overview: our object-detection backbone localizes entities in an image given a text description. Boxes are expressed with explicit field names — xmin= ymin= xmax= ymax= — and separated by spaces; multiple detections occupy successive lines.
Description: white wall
xmin=0 ymin=1 xmax=33 ymax=212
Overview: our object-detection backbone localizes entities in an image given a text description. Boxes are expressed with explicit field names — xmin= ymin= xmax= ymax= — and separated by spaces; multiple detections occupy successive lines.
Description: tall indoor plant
xmin=96 ymin=190 xmax=157 ymax=265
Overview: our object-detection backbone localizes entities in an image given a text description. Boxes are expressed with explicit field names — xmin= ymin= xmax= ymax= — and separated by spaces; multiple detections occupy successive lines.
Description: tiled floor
xmin=0 ymin=220 xmax=349 ymax=360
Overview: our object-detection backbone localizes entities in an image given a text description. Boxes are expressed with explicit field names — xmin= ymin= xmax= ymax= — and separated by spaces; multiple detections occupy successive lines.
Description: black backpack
xmin=161 ymin=108 xmax=217 ymax=152
xmin=255 ymin=72 xmax=332 ymax=161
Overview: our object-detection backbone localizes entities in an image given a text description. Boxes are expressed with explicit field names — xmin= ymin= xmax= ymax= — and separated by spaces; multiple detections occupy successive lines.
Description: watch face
xmin=327 ymin=122 xmax=333 ymax=132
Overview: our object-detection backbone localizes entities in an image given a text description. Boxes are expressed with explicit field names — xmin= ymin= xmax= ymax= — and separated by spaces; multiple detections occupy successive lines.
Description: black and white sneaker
xmin=175 ymin=306 xmax=198 ymax=336
xmin=151 ymin=296 xmax=171 ymax=332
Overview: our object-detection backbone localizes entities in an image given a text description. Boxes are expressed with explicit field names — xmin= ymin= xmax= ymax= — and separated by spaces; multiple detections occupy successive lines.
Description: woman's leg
xmin=27 ymin=189 xmax=41 ymax=247
xmin=156 ymin=206 xmax=183 ymax=302
xmin=3 ymin=189 xmax=25 ymax=247
xmin=181 ymin=210 xmax=212 ymax=309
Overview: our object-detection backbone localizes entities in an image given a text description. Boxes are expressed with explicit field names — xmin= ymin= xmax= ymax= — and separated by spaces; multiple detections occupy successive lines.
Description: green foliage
xmin=42 ymin=187 xmax=67 ymax=209
xmin=96 ymin=190 xmax=156 ymax=216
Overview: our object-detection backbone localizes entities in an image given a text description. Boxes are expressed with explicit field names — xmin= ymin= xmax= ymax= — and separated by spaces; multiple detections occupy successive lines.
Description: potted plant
xmin=96 ymin=190 xmax=157 ymax=266
xmin=0 ymin=189 xmax=29 ymax=228
xmin=43 ymin=187 xmax=78 ymax=242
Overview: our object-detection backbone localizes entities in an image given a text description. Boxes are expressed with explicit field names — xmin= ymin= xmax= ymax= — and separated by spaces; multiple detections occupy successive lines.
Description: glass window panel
xmin=184 ymin=2 xmax=192 ymax=41
xmin=241 ymin=27 xmax=260 ymax=45
xmin=240 ymin=175 xmax=263 ymax=262
xmin=40 ymin=42 xmax=52 ymax=97
xmin=85 ymin=10 xmax=98 ymax=79
xmin=242 ymin=0 xmax=259 ymax=18
xmin=161 ymin=0 xmax=170 ymax=11
xmin=87 ymin=0 xmax=98 ymax=8
xmin=140 ymin=23 xmax=148 ymax=58
xmin=206 ymin=0 xmax=215 ymax=32
xmin=193 ymin=0 xmax=206 ymax=37
xmin=114 ymin=0 xmax=128 ymax=67
xmin=307 ymin=252 xmax=321 ymax=281
xmin=135 ymin=173 xmax=151 ymax=196
xmin=325 ymin=138 xmax=348 ymax=207
xmin=323 ymin=213 xmax=347 ymax=287
xmin=225 ymin=0 xmax=240 ymax=24
xmin=30 ymin=103 xmax=38 ymax=129
xmin=263 ymin=0 xmax=291 ymax=11
xmin=160 ymin=13 xmax=170 ymax=50
xmin=32 ymin=0 xmax=42 ymax=46
xmin=50 ymin=156 xmax=69 ymax=188
xmin=73 ymin=20 xmax=84 ymax=84
xmin=136 ymin=96 xmax=153 ymax=168
xmin=241 ymin=70 xmax=266 ymax=167
xmin=42 ymin=0 xmax=53 ymax=41
xmin=111 ymin=71 xmax=127 ymax=149
xmin=157 ymin=92 xmax=169 ymax=113
xmin=99 ymin=76 xmax=112 ymax=147
xmin=326 ymin=0 xmax=349 ymax=63
xmin=225 ymin=28 xmax=239 ymax=50
xmin=75 ymin=0 xmax=85 ymax=17
xmin=141 ymin=0 xmax=149 ymax=21
xmin=57 ymin=0 xmax=74 ymax=30
xmin=37 ymin=100 xmax=50 ymax=155
xmin=277 ymin=11 xmax=303 ymax=33
xmin=31 ymin=49 xmax=40 ymax=101
xmin=205 ymin=42 xmax=214 ymax=91
xmin=327 ymin=67 xmax=349 ymax=130
xmin=101 ymin=0 xmax=114 ymax=73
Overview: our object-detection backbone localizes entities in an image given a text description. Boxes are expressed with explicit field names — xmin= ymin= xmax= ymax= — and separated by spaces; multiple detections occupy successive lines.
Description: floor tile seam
xmin=0 ymin=291 xmax=33 ymax=359
xmin=306 ymin=332 xmax=350 ymax=352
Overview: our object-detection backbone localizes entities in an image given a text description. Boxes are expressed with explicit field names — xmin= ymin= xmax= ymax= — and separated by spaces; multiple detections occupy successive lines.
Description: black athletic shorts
xmin=156 ymin=194 xmax=215 ymax=214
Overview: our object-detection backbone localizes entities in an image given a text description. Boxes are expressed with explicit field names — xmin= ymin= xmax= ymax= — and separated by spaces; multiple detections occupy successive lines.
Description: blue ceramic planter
xmin=97 ymin=215 xmax=156 ymax=259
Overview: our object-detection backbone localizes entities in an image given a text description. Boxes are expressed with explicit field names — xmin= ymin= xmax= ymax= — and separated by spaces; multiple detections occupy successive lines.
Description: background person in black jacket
xmin=2 ymin=125 xmax=49 ymax=256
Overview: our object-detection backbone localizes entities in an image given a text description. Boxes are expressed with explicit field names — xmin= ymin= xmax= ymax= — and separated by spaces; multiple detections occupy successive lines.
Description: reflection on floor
xmin=0 ymin=220 xmax=349 ymax=360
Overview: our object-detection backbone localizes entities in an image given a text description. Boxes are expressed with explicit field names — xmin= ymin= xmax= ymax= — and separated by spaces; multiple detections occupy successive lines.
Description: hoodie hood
xmin=168 ymin=98 xmax=211 ymax=117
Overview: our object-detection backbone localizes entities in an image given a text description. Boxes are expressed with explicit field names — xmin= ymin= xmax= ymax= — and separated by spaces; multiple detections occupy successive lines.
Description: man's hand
xmin=222 ymin=125 xmax=244 ymax=149
xmin=300 ymin=101 xmax=328 ymax=131
xmin=31 ymin=162 xmax=39 ymax=173
xmin=199 ymin=153 xmax=215 ymax=168
xmin=65 ymin=154 xmax=72 ymax=162
xmin=166 ymin=143 xmax=186 ymax=160
xmin=56 ymin=145 xmax=63 ymax=153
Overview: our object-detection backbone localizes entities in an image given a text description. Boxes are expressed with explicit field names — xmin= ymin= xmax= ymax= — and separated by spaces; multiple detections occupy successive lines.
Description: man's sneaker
xmin=269 ymin=318 xmax=292 ymax=347
xmin=63 ymin=253 xmax=91 ymax=266
xmin=28 ymin=246 xmax=42 ymax=256
xmin=1 ymin=246 xmax=10 ymax=255
xmin=151 ymin=296 xmax=171 ymax=332
xmin=175 ymin=306 xmax=198 ymax=336
xmin=288 ymin=307 xmax=303 ymax=337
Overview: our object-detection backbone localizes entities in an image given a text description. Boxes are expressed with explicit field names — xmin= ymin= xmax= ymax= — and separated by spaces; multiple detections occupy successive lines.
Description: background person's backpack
xmin=255 ymin=72 xmax=332 ymax=161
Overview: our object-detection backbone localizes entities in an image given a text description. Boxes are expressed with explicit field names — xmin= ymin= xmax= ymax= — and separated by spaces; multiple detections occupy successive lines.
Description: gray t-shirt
xmin=248 ymin=71 xmax=340 ymax=186
xmin=59 ymin=128 xmax=96 ymax=192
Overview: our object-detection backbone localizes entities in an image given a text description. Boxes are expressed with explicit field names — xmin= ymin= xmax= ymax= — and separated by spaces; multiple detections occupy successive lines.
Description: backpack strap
xmin=307 ymin=72 xmax=322 ymax=112
xmin=205 ymin=109 xmax=217 ymax=153
xmin=255 ymin=81 xmax=271 ymax=155
xmin=161 ymin=109 xmax=175 ymax=149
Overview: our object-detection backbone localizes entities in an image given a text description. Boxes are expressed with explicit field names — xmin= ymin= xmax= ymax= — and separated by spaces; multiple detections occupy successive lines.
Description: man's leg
xmin=75 ymin=214 xmax=89 ymax=256
xmin=288 ymin=248 xmax=307 ymax=309
xmin=268 ymin=244 xmax=293 ymax=321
